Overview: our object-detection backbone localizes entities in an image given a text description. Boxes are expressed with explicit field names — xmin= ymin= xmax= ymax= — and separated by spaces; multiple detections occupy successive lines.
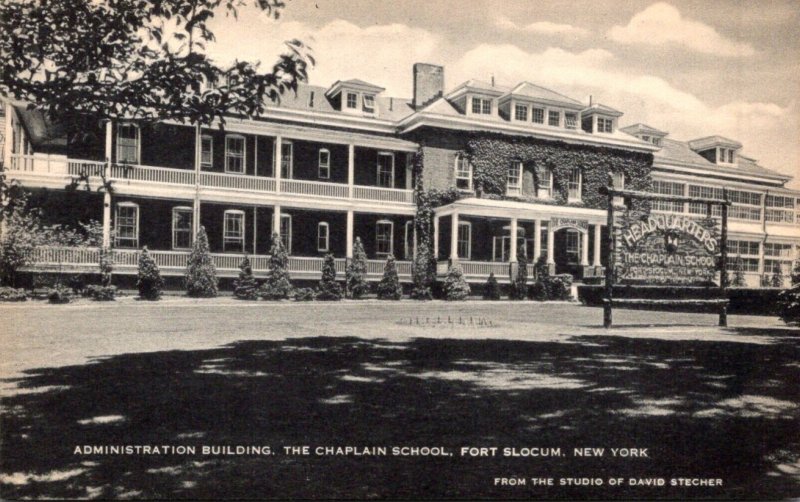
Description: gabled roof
xmin=687 ymin=135 xmax=743 ymax=151
xmin=655 ymin=138 xmax=789 ymax=181
xmin=620 ymin=123 xmax=669 ymax=137
xmin=582 ymin=103 xmax=624 ymax=117
xmin=446 ymin=79 xmax=509 ymax=98
xmin=325 ymin=79 xmax=385 ymax=99
xmin=275 ymin=83 xmax=414 ymax=122
xmin=503 ymin=82 xmax=583 ymax=108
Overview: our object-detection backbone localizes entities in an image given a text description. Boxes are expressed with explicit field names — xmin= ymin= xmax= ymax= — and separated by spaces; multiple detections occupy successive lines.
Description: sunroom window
xmin=225 ymin=135 xmax=245 ymax=174
xmin=376 ymin=220 xmax=393 ymax=256
xmin=223 ymin=210 xmax=245 ymax=252
xmin=115 ymin=202 xmax=139 ymax=248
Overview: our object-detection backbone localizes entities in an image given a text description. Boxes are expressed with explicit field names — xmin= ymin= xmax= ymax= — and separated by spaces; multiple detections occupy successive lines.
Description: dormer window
xmin=565 ymin=112 xmax=578 ymax=130
xmin=363 ymin=94 xmax=376 ymax=114
xmin=346 ymin=92 xmax=358 ymax=109
xmin=652 ymin=137 xmax=661 ymax=146
xmin=532 ymin=107 xmax=545 ymax=124
xmin=514 ymin=104 xmax=528 ymax=121
xmin=548 ymin=110 xmax=560 ymax=127
xmin=717 ymin=148 xmax=736 ymax=164
xmin=597 ymin=117 xmax=613 ymax=133
xmin=472 ymin=97 xmax=491 ymax=115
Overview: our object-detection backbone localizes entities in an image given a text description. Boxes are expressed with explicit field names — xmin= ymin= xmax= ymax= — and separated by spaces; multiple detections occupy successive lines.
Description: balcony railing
xmin=437 ymin=260 xmax=535 ymax=283
xmin=281 ymin=179 xmax=350 ymax=199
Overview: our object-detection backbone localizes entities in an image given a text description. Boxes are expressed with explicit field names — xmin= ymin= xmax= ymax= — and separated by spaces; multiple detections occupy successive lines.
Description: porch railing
xmin=352 ymin=185 xmax=415 ymax=204
xmin=200 ymin=171 xmax=275 ymax=192
xmin=281 ymin=179 xmax=350 ymax=199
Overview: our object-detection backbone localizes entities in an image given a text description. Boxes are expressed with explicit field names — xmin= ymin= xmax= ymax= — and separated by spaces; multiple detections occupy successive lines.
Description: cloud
xmin=495 ymin=16 xmax=589 ymax=37
xmin=608 ymin=3 xmax=755 ymax=57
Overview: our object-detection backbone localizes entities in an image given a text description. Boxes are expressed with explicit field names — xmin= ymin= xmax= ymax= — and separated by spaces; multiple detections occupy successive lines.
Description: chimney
xmin=413 ymin=63 xmax=444 ymax=110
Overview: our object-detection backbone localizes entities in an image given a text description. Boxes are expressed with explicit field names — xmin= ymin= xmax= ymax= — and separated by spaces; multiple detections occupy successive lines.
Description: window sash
xmin=280 ymin=141 xmax=293 ymax=178
xmin=564 ymin=113 xmax=578 ymax=129
xmin=318 ymin=149 xmax=330 ymax=179
xmin=568 ymin=168 xmax=581 ymax=200
xmin=548 ymin=110 xmax=560 ymax=127
xmin=376 ymin=222 xmax=393 ymax=256
xmin=346 ymin=93 xmax=358 ymax=109
xmin=507 ymin=163 xmax=522 ymax=195
xmin=377 ymin=153 xmax=394 ymax=188
xmin=225 ymin=136 xmax=245 ymax=173
xmin=280 ymin=214 xmax=292 ymax=254
xmin=317 ymin=223 xmax=329 ymax=252
xmin=455 ymin=155 xmax=472 ymax=189
xmin=117 ymin=124 xmax=139 ymax=164
xmin=200 ymin=135 xmax=213 ymax=167
xmin=115 ymin=205 xmax=138 ymax=247
xmin=457 ymin=222 xmax=471 ymax=259
xmin=537 ymin=168 xmax=552 ymax=198
xmin=532 ymin=108 xmax=545 ymax=124
xmin=514 ymin=104 xmax=528 ymax=121
xmin=363 ymin=95 xmax=375 ymax=113
xmin=404 ymin=221 xmax=414 ymax=260
xmin=172 ymin=208 xmax=193 ymax=249
xmin=223 ymin=211 xmax=245 ymax=252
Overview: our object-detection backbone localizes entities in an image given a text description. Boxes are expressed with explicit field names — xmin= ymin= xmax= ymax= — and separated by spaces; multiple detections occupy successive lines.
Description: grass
xmin=1 ymin=299 xmax=799 ymax=499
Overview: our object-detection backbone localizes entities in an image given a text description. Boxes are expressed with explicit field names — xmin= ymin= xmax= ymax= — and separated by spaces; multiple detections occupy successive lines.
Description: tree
xmin=233 ymin=255 xmax=258 ymax=300
xmin=1 ymin=0 xmax=313 ymax=131
xmin=137 ymin=247 xmax=164 ymax=300
xmin=483 ymin=272 xmax=501 ymax=300
xmin=771 ymin=263 xmax=785 ymax=288
xmin=791 ymin=259 xmax=800 ymax=287
xmin=185 ymin=226 xmax=217 ymax=297
xmin=731 ymin=254 xmax=746 ymax=287
xmin=259 ymin=232 xmax=292 ymax=300
xmin=345 ymin=237 xmax=369 ymax=299
xmin=778 ymin=260 xmax=800 ymax=324
xmin=316 ymin=254 xmax=342 ymax=301
xmin=376 ymin=254 xmax=402 ymax=300
xmin=0 ymin=192 xmax=40 ymax=286
xmin=443 ymin=265 xmax=470 ymax=301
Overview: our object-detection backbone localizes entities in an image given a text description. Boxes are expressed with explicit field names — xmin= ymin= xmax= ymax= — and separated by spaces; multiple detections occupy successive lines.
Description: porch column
xmin=252 ymin=207 xmax=258 ymax=255
xmin=272 ymin=205 xmax=281 ymax=240
xmin=758 ymin=241 xmax=765 ymax=276
xmin=346 ymin=210 xmax=354 ymax=258
xmin=413 ymin=224 xmax=418 ymax=257
xmin=102 ymin=120 xmax=113 ymax=248
xmin=3 ymin=104 xmax=12 ymax=164
xmin=433 ymin=215 xmax=440 ymax=259
xmin=347 ymin=143 xmax=355 ymax=199
xmin=274 ymin=136 xmax=282 ymax=194
xmin=546 ymin=225 xmax=555 ymax=265
xmin=581 ymin=229 xmax=590 ymax=266
xmin=450 ymin=212 xmax=459 ymax=261
xmin=509 ymin=217 xmax=518 ymax=262
xmin=593 ymin=224 xmax=602 ymax=267
xmin=534 ymin=219 xmax=542 ymax=260
xmin=193 ymin=123 xmax=201 ymax=239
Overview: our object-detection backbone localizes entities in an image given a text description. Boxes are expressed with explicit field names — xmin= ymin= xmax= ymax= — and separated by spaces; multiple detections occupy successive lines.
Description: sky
xmin=206 ymin=0 xmax=800 ymax=187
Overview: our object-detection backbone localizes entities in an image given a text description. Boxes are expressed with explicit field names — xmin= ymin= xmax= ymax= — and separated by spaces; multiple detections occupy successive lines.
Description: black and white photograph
xmin=1 ymin=0 xmax=799 ymax=499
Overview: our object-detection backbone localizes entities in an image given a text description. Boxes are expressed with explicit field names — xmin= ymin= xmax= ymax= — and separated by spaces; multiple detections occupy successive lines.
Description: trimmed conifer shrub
xmin=529 ymin=280 xmax=548 ymax=301
xmin=137 ymin=247 xmax=164 ymax=300
xmin=346 ymin=237 xmax=369 ymax=299
xmin=316 ymin=254 xmax=343 ymax=301
xmin=259 ymin=232 xmax=293 ymax=300
xmin=444 ymin=265 xmax=470 ymax=301
xmin=732 ymin=254 xmax=746 ymax=287
xmin=185 ymin=226 xmax=218 ymax=297
xmin=483 ymin=272 xmax=501 ymax=300
xmin=376 ymin=254 xmax=402 ymax=300
xmin=233 ymin=256 xmax=259 ymax=300
xmin=294 ymin=287 xmax=315 ymax=301
xmin=509 ymin=244 xmax=528 ymax=300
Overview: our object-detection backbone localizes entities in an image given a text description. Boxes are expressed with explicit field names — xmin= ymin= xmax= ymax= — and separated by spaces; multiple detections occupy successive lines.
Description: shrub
xmin=533 ymin=255 xmax=550 ymax=281
xmin=233 ymin=256 xmax=259 ymax=300
xmin=771 ymin=263 xmax=785 ymax=288
xmin=185 ymin=226 xmax=218 ymax=297
xmin=731 ymin=255 xmax=746 ymax=287
xmin=376 ymin=254 xmax=402 ymax=300
xmin=548 ymin=274 xmax=573 ymax=301
xmin=47 ymin=286 xmax=71 ymax=304
xmin=99 ymin=247 xmax=114 ymax=287
xmin=444 ymin=265 xmax=470 ymax=301
xmin=483 ymin=273 xmax=501 ymax=300
xmin=137 ymin=247 xmax=164 ymax=300
xmin=316 ymin=254 xmax=343 ymax=301
xmin=67 ymin=274 xmax=88 ymax=294
xmin=528 ymin=280 xmax=547 ymax=301
xmin=509 ymin=245 xmax=528 ymax=300
xmin=410 ymin=243 xmax=436 ymax=301
xmin=86 ymin=284 xmax=117 ymax=301
xmin=259 ymin=232 xmax=293 ymax=300
xmin=0 ymin=287 xmax=27 ymax=302
xmin=294 ymin=287 xmax=315 ymax=302
xmin=791 ymin=260 xmax=800 ymax=287
xmin=345 ymin=237 xmax=369 ymax=299
xmin=778 ymin=284 xmax=800 ymax=325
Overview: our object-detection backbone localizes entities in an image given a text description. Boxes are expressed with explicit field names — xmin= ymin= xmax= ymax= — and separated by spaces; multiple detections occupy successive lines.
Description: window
xmin=454 ymin=154 xmax=472 ymax=190
xmin=766 ymin=195 xmax=795 ymax=223
xmin=728 ymin=149 xmax=734 ymax=163
xmin=376 ymin=220 xmax=393 ymax=256
xmin=377 ymin=152 xmax=394 ymax=188
xmin=537 ymin=167 xmax=553 ymax=198
xmin=652 ymin=137 xmax=662 ymax=146
xmin=346 ymin=92 xmax=358 ymax=109
xmin=532 ymin=107 xmax=545 ymax=124
xmin=514 ymin=103 xmax=528 ymax=121
xmin=115 ymin=202 xmax=139 ymax=248
xmin=688 ymin=185 xmax=723 ymax=217
xmin=116 ymin=124 xmax=139 ymax=164
xmin=728 ymin=240 xmax=760 ymax=273
xmin=564 ymin=112 xmax=578 ymax=130
xmin=597 ymin=117 xmax=613 ymax=133
xmin=565 ymin=230 xmax=580 ymax=265
xmin=729 ymin=190 xmax=762 ymax=221
xmin=317 ymin=222 xmax=329 ymax=252
xmin=506 ymin=162 xmax=522 ymax=196
xmin=225 ymin=135 xmax=245 ymax=174
xmin=765 ymin=242 xmax=794 ymax=281
xmin=540 ymin=223 xmax=548 ymax=258
xmin=612 ymin=171 xmax=625 ymax=206
xmin=548 ymin=110 xmax=560 ymax=127
xmin=404 ymin=221 xmax=414 ymax=260
xmin=279 ymin=214 xmax=292 ymax=254
xmin=457 ymin=222 xmax=471 ymax=260
xmin=308 ymin=91 xmax=315 ymax=108
xmin=280 ymin=141 xmax=293 ymax=178
xmin=223 ymin=210 xmax=245 ymax=252
xmin=172 ymin=207 xmax=193 ymax=250
xmin=568 ymin=167 xmax=581 ymax=201
xmin=652 ymin=180 xmax=685 ymax=213
xmin=200 ymin=135 xmax=213 ymax=168
xmin=318 ymin=149 xmax=330 ymax=179
xmin=472 ymin=97 xmax=491 ymax=115
xmin=363 ymin=94 xmax=375 ymax=114
xmin=642 ymin=135 xmax=651 ymax=143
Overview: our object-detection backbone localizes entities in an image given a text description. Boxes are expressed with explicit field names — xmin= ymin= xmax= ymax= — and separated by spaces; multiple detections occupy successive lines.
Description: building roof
xmin=654 ymin=138 xmax=789 ymax=180
xmin=687 ymin=135 xmax=743 ymax=151
xmin=620 ymin=123 xmax=669 ymax=137
xmin=12 ymin=104 xmax=66 ymax=147
xmin=582 ymin=102 xmax=624 ymax=117
xmin=275 ymin=83 xmax=415 ymax=122
xmin=324 ymin=79 xmax=386 ymax=98
xmin=446 ymin=79 xmax=510 ymax=98
xmin=504 ymin=82 xmax=583 ymax=108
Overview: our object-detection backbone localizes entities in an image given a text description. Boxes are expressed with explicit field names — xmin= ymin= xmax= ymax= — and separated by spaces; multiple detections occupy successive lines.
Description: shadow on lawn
xmin=2 ymin=329 xmax=800 ymax=500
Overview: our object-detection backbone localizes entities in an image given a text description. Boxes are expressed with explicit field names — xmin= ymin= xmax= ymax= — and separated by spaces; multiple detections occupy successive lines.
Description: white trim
xmin=377 ymin=151 xmax=395 ymax=188
xmin=317 ymin=221 xmax=330 ymax=252
xmin=318 ymin=148 xmax=331 ymax=179
xmin=171 ymin=206 xmax=193 ymax=250
xmin=116 ymin=123 xmax=140 ymax=164
xmin=115 ymin=201 xmax=139 ymax=248
xmin=224 ymin=134 xmax=246 ymax=174
xmin=200 ymin=134 xmax=213 ymax=168
xmin=375 ymin=219 xmax=394 ymax=257
xmin=457 ymin=221 xmax=472 ymax=260
xmin=223 ymin=209 xmax=246 ymax=252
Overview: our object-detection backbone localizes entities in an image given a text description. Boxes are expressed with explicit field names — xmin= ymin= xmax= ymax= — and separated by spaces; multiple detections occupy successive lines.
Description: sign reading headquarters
xmin=615 ymin=213 xmax=720 ymax=285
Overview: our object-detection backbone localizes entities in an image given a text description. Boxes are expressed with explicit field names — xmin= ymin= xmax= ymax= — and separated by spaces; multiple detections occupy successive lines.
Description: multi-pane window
xmin=728 ymin=149 xmax=734 ymax=163
xmin=532 ymin=107 xmax=545 ymax=124
xmin=225 ymin=135 xmax=245 ymax=174
xmin=564 ymin=112 xmax=578 ymax=130
xmin=223 ymin=210 xmax=245 ymax=252
xmin=280 ymin=214 xmax=292 ymax=254
xmin=457 ymin=222 xmax=471 ymax=260
xmin=688 ymin=185 xmax=723 ymax=217
xmin=565 ymin=229 xmax=580 ymax=264
xmin=280 ymin=141 xmax=293 ymax=178
xmin=377 ymin=152 xmax=394 ymax=188
xmin=454 ymin=154 xmax=472 ymax=190
xmin=537 ymin=167 xmax=553 ymax=198
xmin=568 ymin=167 xmax=581 ymax=201
xmin=346 ymin=92 xmax=358 ymax=109
xmin=548 ymin=110 xmax=560 ymax=127
xmin=317 ymin=222 xmax=329 ymax=252
xmin=200 ymin=135 xmax=213 ymax=168
xmin=116 ymin=124 xmax=139 ymax=164
xmin=728 ymin=240 xmax=760 ymax=272
xmin=612 ymin=171 xmax=625 ymax=206
xmin=506 ymin=162 xmax=522 ymax=196
xmin=514 ymin=104 xmax=528 ymax=121
xmin=363 ymin=94 xmax=375 ymax=114
xmin=597 ymin=118 xmax=613 ymax=133
xmin=172 ymin=207 xmax=193 ymax=250
xmin=766 ymin=195 xmax=795 ymax=223
xmin=718 ymin=148 xmax=735 ymax=164
xmin=318 ymin=149 xmax=330 ymax=179
xmin=376 ymin=220 xmax=393 ymax=256
xmin=115 ymin=203 xmax=139 ymax=248
xmin=652 ymin=180 xmax=685 ymax=213
xmin=764 ymin=242 xmax=794 ymax=281
xmin=728 ymin=190 xmax=762 ymax=221
xmin=472 ymin=97 xmax=491 ymax=115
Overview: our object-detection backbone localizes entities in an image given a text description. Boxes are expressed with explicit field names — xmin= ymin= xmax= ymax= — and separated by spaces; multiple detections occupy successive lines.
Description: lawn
xmin=1 ymin=299 xmax=799 ymax=499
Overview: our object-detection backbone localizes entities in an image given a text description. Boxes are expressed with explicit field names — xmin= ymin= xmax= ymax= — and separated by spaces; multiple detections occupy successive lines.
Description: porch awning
xmin=433 ymin=197 xmax=607 ymax=225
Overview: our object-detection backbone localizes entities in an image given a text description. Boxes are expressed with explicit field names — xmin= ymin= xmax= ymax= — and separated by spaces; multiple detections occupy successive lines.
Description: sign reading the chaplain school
xmin=615 ymin=213 xmax=719 ymax=285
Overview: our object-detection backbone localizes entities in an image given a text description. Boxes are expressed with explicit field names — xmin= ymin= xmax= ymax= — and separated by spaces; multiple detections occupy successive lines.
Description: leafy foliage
xmin=233 ymin=256 xmax=259 ymax=300
xmin=509 ymin=243 xmax=528 ymax=300
xmin=259 ymin=232 xmax=292 ymax=300
xmin=777 ymin=264 xmax=800 ymax=324
xmin=771 ymin=263 xmax=785 ymax=288
xmin=316 ymin=254 xmax=342 ymax=301
xmin=47 ymin=285 xmax=72 ymax=304
xmin=137 ymin=247 xmax=164 ymax=300
xmin=0 ymin=287 xmax=27 ymax=302
xmin=376 ymin=254 xmax=402 ymax=300
xmin=345 ymin=237 xmax=369 ymax=299
xmin=731 ymin=255 xmax=746 ymax=287
xmin=443 ymin=265 xmax=470 ymax=301
xmin=482 ymin=273 xmax=501 ymax=300
xmin=99 ymin=247 xmax=114 ymax=287
xmin=86 ymin=284 xmax=117 ymax=301
xmin=185 ymin=226 xmax=218 ymax=297
xmin=293 ymin=287 xmax=315 ymax=301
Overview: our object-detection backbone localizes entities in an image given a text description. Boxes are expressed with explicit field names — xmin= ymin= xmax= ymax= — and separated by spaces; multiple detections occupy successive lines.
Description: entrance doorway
xmin=554 ymin=228 xmax=582 ymax=275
